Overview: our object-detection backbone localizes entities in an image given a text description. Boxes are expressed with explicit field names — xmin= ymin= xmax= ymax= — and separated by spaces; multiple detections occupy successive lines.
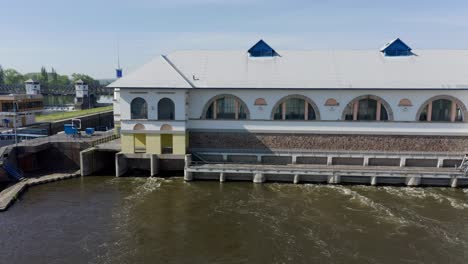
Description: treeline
xmin=0 ymin=65 xmax=99 ymax=87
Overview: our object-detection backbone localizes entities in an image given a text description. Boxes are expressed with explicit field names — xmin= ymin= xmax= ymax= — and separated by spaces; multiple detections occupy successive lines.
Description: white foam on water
xmin=124 ymin=177 xmax=162 ymax=202
xmin=383 ymin=187 xmax=468 ymax=210
xmin=444 ymin=196 xmax=468 ymax=209
xmin=304 ymin=229 xmax=331 ymax=257
xmin=324 ymin=185 xmax=409 ymax=225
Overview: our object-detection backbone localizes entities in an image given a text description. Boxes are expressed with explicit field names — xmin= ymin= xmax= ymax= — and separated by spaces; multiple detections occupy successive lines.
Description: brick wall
xmin=189 ymin=132 xmax=468 ymax=152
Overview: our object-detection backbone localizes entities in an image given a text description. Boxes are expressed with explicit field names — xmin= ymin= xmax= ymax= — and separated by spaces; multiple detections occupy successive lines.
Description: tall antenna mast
xmin=117 ymin=41 xmax=121 ymax=69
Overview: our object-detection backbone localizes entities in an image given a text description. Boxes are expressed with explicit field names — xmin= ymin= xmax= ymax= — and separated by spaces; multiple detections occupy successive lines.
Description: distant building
xmin=74 ymin=79 xmax=94 ymax=110
xmin=0 ymin=94 xmax=44 ymax=128
xmin=24 ymin=79 xmax=41 ymax=95
xmin=109 ymin=39 xmax=468 ymax=155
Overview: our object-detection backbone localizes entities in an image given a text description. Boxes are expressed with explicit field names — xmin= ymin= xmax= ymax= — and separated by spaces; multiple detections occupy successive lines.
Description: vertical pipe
xmin=235 ymin=99 xmax=239 ymax=120
xmin=450 ymin=101 xmax=457 ymax=122
xmin=353 ymin=101 xmax=359 ymax=121
xmin=427 ymin=102 xmax=432 ymax=121
xmin=304 ymin=101 xmax=308 ymax=120
xmin=282 ymin=102 xmax=286 ymax=120
xmin=213 ymin=99 xmax=217 ymax=120
xmin=376 ymin=100 xmax=382 ymax=121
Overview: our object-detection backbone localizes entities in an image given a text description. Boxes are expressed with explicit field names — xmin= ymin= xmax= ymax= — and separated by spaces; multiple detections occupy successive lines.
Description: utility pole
xmin=13 ymin=101 xmax=17 ymax=147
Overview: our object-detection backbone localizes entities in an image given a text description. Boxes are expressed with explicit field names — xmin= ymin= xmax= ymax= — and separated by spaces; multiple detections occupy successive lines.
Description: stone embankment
xmin=0 ymin=171 xmax=80 ymax=212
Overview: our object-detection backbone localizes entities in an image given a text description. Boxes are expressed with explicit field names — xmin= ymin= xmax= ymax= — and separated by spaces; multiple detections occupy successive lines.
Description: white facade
xmin=75 ymin=80 xmax=89 ymax=98
xmin=114 ymin=88 xmax=468 ymax=136
xmin=109 ymin=41 xmax=468 ymax=140
xmin=25 ymin=79 xmax=41 ymax=95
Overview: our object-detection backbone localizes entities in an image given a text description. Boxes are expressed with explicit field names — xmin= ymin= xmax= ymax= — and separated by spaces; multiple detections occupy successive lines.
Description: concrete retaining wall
xmin=80 ymin=148 xmax=117 ymax=176
xmin=189 ymin=132 xmax=468 ymax=152
xmin=296 ymin=157 xmax=328 ymax=165
xmin=368 ymin=158 xmax=401 ymax=166
xmin=31 ymin=111 xmax=114 ymax=135
xmin=405 ymin=159 xmax=438 ymax=167
xmin=332 ymin=157 xmax=364 ymax=166
xmin=261 ymin=156 xmax=292 ymax=165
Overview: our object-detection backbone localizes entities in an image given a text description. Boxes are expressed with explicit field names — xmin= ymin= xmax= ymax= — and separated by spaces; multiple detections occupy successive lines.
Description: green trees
xmin=0 ymin=66 xmax=95 ymax=86
xmin=71 ymin=73 xmax=99 ymax=87
xmin=40 ymin=66 xmax=48 ymax=84
xmin=4 ymin=69 xmax=24 ymax=85
xmin=0 ymin=65 xmax=4 ymax=86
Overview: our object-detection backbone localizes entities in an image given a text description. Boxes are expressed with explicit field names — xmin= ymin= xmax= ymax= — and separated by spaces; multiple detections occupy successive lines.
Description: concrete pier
xmin=371 ymin=176 xmax=378 ymax=186
xmin=327 ymin=174 xmax=341 ymax=184
xmin=405 ymin=176 xmax=421 ymax=187
xmin=450 ymin=177 xmax=458 ymax=188
xmin=293 ymin=174 xmax=300 ymax=184
xmin=253 ymin=172 xmax=265 ymax=183
xmin=185 ymin=162 xmax=467 ymax=187
xmin=150 ymin=154 xmax=159 ymax=176
xmin=115 ymin=153 xmax=128 ymax=177
xmin=184 ymin=170 xmax=193 ymax=181
xmin=0 ymin=171 xmax=81 ymax=212
xmin=399 ymin=158 xmax=406 ymax=167
xmin=219 ymin=172 xmax=226 ymax=182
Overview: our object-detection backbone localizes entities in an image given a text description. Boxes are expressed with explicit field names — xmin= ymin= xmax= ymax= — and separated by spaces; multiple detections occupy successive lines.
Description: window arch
xmin=417 ymin=95 xmax=466 ymax=122
xmin=271 ymin=95 xmax=320 ymax=120
xmin=202 ymin=94 xmax=249 ymax=120
xmin=158 ymin=98 xmax=175 ymax=120
xmin=342 ymin=95 xmax=393 ymax=121
xmin=160 ymin=124 xmax=173 ymax=131
xmin=133 ymin=123 xmax=145 ymax=130
xmin=130 ymin=97 xmax=148 ymax=119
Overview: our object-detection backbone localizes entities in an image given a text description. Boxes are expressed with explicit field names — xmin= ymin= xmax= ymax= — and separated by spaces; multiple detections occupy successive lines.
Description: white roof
xmin=109 ymin=55 xmax=192 ymax=88
xmin=109 ymin=49 xmax=468 ymax=89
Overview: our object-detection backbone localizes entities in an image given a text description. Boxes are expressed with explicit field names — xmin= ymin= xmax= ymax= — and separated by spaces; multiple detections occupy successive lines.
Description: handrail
xmin=90 ymin=133 xmax=120 ymax=147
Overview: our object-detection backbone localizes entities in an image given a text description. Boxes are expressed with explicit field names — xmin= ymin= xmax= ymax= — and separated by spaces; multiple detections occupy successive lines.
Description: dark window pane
xmin=307 ymin=103 xmax=316 ymax=120
xmin=131 ymin=97 xmax=148 ymax=119
xmin=432 ymin=99 xmax=451 ymax=121
xmin=285 ymin=98 xmax=305 ymax=120
xmin=158 ymin=98 xmax=175 ymax=120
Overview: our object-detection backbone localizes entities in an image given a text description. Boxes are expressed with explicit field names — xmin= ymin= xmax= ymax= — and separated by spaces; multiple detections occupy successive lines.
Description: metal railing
xmin=90 ymin=133 xmax=120 ymax=147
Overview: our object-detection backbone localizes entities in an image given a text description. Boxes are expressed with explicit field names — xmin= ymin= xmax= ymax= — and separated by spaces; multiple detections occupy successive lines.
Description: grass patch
xmin=36 ymin=106 xmax=113 ymax=122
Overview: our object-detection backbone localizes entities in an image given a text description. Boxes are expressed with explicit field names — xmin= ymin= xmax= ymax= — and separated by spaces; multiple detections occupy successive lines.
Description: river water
xmin=1 ymin=177 xmax=467 ymax=264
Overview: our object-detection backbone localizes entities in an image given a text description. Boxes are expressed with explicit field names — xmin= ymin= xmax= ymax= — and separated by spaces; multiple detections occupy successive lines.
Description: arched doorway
xmin=133 ymin=123 xmax=146 ymax=153
xmin=160 ymin=124 xmax=173 ymax=154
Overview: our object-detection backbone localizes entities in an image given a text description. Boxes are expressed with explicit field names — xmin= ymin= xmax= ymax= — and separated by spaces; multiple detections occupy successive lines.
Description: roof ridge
xmin=161 ymin=54 xmax=195 ymax=88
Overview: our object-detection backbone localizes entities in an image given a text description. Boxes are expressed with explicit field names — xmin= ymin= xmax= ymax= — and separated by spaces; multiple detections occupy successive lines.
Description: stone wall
xmin=189 ymin=132 xmax=468 ymax=152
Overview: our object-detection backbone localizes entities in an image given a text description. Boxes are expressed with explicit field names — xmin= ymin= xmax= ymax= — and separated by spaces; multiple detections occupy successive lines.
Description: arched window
xmin=204 ymin=95 xmax=248 ymax=120
xmin=418 ymin=98 xmax=463 ymax=122
xmin=130 ymin=97 xmax=148 ymax=119
xmin=271 ymin=96 xmax=319 ymax=120
xmin=158 ymin=98 xmax=175 ymax=120
xmin=343 ymin=96 xmax=391 ymax=121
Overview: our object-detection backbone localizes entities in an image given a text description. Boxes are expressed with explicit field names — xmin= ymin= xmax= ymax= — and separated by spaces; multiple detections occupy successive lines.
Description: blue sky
xmin=1 ymin=0 xmax=468 ymax=79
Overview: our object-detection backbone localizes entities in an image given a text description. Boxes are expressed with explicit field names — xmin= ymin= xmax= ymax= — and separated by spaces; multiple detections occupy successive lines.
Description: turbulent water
xmin=0 ymin=177 xmax=467 ymax=264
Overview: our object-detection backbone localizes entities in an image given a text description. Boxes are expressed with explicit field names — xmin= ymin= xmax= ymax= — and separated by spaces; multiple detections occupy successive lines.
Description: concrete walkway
xmin=0 ymin=171 xmax=80 ymax=212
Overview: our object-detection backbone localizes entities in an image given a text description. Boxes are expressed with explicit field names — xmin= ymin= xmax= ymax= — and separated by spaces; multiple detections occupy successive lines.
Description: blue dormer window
xmin=248 ymin=40 xmax=279 ymax=57
xmin=380 ymin=38 xmax=413 ymax=56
